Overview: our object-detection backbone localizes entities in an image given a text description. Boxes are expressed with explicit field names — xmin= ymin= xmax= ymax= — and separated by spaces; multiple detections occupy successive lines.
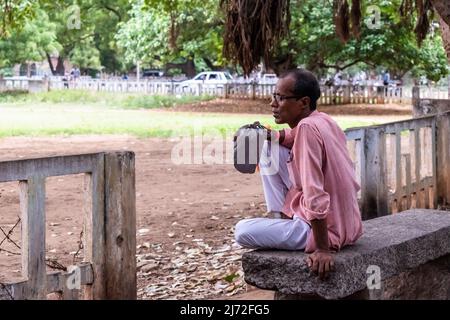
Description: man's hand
xmin=306 ymin=250 xmax=335 ymax=280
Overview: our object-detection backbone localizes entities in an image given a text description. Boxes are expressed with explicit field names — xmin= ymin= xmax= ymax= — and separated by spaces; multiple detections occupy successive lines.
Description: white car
xmin=179 ymin=71 xmax=234 ymax=94
xmin=259 ymin=73 xmax=278 ymax=84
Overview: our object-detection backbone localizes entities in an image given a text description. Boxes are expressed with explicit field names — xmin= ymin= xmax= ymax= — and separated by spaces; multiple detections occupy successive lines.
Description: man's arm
xmin=307 ymin=218 xmax=334 ymax=280
xmin=295 ymin=124 xmax=334 ymax=280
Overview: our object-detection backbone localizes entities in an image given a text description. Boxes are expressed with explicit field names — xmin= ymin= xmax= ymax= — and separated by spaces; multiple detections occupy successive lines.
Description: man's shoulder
xmin=299 ymin=111 xmax=344 ymax=138
xmin=300 ymin=111 xmax=334 ymax=127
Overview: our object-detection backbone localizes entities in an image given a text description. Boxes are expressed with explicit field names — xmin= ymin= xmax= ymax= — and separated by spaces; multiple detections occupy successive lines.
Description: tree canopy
xmin=0 ymin=0 xmax=449 ymax=81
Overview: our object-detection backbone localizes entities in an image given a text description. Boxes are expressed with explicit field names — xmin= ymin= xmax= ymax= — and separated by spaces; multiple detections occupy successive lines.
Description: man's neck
xmin=288 ymin=109 xmax=314 ymax=128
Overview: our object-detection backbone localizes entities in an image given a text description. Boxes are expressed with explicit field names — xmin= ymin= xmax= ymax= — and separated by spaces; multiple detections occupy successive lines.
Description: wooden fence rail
xmin=0 ymin=151 xmax=136 ymax=300
xmin=344 ymin=112 xmax=450 ymax=219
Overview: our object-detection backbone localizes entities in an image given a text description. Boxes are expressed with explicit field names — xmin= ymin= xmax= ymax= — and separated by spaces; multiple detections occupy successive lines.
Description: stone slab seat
xmin=242 ymin=209 xmax=450 ymax=300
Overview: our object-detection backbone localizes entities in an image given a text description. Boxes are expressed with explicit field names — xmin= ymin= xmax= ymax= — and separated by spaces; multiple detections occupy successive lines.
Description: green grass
xmin=0 ymin=90 xmax=214 ymax=109
xmin=0 ymin=90 xmax=402 ymax=138
xmin=0 ymin=104 xmax=394 ymax=138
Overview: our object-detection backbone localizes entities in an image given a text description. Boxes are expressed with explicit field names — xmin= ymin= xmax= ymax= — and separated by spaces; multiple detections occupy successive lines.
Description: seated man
xmin=234 ymin=69 xmax=363 ymax=279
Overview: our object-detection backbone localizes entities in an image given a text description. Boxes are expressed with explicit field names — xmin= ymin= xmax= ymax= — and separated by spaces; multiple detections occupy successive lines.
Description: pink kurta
xmin=279 ymin=111 xmax=363 ymax=253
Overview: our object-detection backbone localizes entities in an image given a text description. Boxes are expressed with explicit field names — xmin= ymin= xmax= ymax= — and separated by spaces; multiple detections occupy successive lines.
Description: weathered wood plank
xmin=83 ymin=156 xmax=106 ymax=299
xmin=395 ymin=130 xmax=402 ymax=202
xmin=104 ymin=152 xmax=137 ymax=299
xmin=385 ymin=134 xmax=396 ymax=196
xmin=0 ymin=263 xmax=93 ymax=300
xmin=404 ymin=154 xmax=412 ymax=209
xmin=431 ymin=121 xmax=438 ymax=209
xmin=414 ymin=129 xmax=422 ymax=206
xmin=19 ymin=177 xmax=46 ymax=300
xmin=0 ymin=153 xmax=103 ymax=183
xmin=362 ymin=127 xmax=388 ymax=219
xmin=436 ymin=113 xmax=450 ymax=206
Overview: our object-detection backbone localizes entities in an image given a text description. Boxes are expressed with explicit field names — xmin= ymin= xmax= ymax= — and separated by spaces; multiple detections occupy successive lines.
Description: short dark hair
xmin=280 ymin=68 xmax=321 ymax=110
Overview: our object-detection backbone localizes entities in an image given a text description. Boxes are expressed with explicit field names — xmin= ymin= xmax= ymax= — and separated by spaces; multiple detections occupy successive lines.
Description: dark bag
xmin=233 ymin=121 xmax=269 ymax=174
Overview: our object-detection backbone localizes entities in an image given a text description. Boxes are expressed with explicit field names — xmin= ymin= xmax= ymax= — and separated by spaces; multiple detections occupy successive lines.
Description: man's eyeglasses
xmin=271 ymin=93 xmax=303 ymax=103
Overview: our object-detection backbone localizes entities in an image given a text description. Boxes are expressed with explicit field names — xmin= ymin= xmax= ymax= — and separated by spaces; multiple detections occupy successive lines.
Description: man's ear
xmin=301 ymin=96 xmax=311 ymax=109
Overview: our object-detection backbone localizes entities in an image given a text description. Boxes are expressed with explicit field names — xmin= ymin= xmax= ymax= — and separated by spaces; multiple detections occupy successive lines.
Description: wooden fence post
xmin=19 ymin=177 xmax=46 ymax=299
xmin=83 ymin=155 xmax=106 ymax=299
xmin=104 ymin=151 xmax=137 ymax=299
xmin=412 ymin=86 xmax=421 ymax=116
xmin=224 ymin=84 xmax=229 ymax=99
xmin=376 ymin=86 xmax=385 ymax=104
xmin=343 ymin=86 xmax=351 ymax=104
xmin=436 ymin=112 xmax=450 ymax=206
xmin=362 ymin=127 xmax=388 ymax=219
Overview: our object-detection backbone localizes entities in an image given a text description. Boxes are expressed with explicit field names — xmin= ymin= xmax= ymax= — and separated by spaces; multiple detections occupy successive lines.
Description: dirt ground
xmin=0 ymin=100 xmax=412 ymax=300
xmin=172 ymin=98 xmax=412 ymax=116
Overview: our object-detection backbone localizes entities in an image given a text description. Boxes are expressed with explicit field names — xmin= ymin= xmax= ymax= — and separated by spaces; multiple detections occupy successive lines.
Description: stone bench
xmin=242 ymin=209 xmax=450 ymax=300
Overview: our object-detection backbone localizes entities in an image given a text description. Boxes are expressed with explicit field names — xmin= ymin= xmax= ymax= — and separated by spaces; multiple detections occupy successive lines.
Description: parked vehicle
xmin=142 ymin=69 xmax=164 ymax=78
xmin=179 ymin=71 xmax=234 ymax=94
xmin=259 ymin=73 xmax=278 ymax=84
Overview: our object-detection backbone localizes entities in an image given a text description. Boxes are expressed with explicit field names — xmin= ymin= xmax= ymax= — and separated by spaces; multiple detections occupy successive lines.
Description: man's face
xmin=271 ymin=76 xmax=309 ymax=128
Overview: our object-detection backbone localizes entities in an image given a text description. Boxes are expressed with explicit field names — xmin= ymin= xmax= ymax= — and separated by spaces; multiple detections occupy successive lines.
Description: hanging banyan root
xmin=414 ymin=0 xmax=434 ymax=46
xmin=350 ymin=0 xmax=362 ymax=39
xmin=334 ymin=0 xmax=350 ymax=43
xmin=221 ymin=0 xmax=290 ymax=76
xmin=333 ymin=0 xmax=365 ymax=43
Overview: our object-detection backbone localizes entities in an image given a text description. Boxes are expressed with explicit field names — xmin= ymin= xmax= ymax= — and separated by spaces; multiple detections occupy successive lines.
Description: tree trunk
xmin=439 ymin=16 xmax=450 ymax=62
xmin=55 ymin=56 xmax=65 ymax=76
xmin=431 ymin=0 xmax=450 ymax=27
xmin=165 ymin=57 xmax=196 ymax=77
xmin=202 ymin=58 xmax=221 ymax=71
xmin=432 ymin=1 xmax=450 ymax=63
xmin=46 ymin=53 xmax=56 ymax=75
xmin=267 ymin=53 xmax=297 ymax=76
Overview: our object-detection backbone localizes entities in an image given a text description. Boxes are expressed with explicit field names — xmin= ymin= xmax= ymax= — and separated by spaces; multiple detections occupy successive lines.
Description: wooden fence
xmin=0 ymin=151 xmax=136 ymax=300
xmin=345 ymin=111 xmax=450 ymax=220
xmin=4 ymin=77 xmax=450 ymax=105
xmin=48 ymin=79 xmax=413 ymax=104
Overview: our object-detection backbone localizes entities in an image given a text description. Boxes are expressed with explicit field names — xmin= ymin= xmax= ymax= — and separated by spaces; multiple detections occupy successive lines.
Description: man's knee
xmin=234 ymin=220 xmax=248 ymax=245
xmin=234 ymin=219 xmax=257 ymax=248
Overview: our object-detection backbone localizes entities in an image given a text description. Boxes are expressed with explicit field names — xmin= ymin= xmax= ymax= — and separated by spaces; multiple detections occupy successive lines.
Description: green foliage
xmin=69 ymin=39 xmax=102 ymax=71
xmin=116 ymin=0 xmax=224 ymax=72
xmin=0 ymin=90 xmax=29 ymax=103
xmin=271 ymin=0 xmax=448 ymax=80
xmin=0 ymin=0 xmax=448 ymax=81
xmin=0 ymin=9 xmax=61 ymax=68
xmin=0 ymin=67 xmax=13 ymax=77
xmin=224 ymin=273 xmax=239 ymax=283
xmin=116 ymin=0 xmax=170 ymax=65
xmin=0 ymin=0 xmax=38 ymax=37
xmin=413 ymin=36 xmax=449 ymax=82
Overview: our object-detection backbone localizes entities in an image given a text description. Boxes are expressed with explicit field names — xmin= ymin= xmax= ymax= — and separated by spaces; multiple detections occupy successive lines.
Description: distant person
xmin=62 ymin=72 xmax=69 ymax=89
xmin=74 ymin=67 xmax=81 ymax=79
xmin=383 ymin=71 xmax=390 ymax=86
xmin=333 ymin=71 xmax=342 ymax=86
xmin=324 ymin=76 xmax=333 ymax=87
